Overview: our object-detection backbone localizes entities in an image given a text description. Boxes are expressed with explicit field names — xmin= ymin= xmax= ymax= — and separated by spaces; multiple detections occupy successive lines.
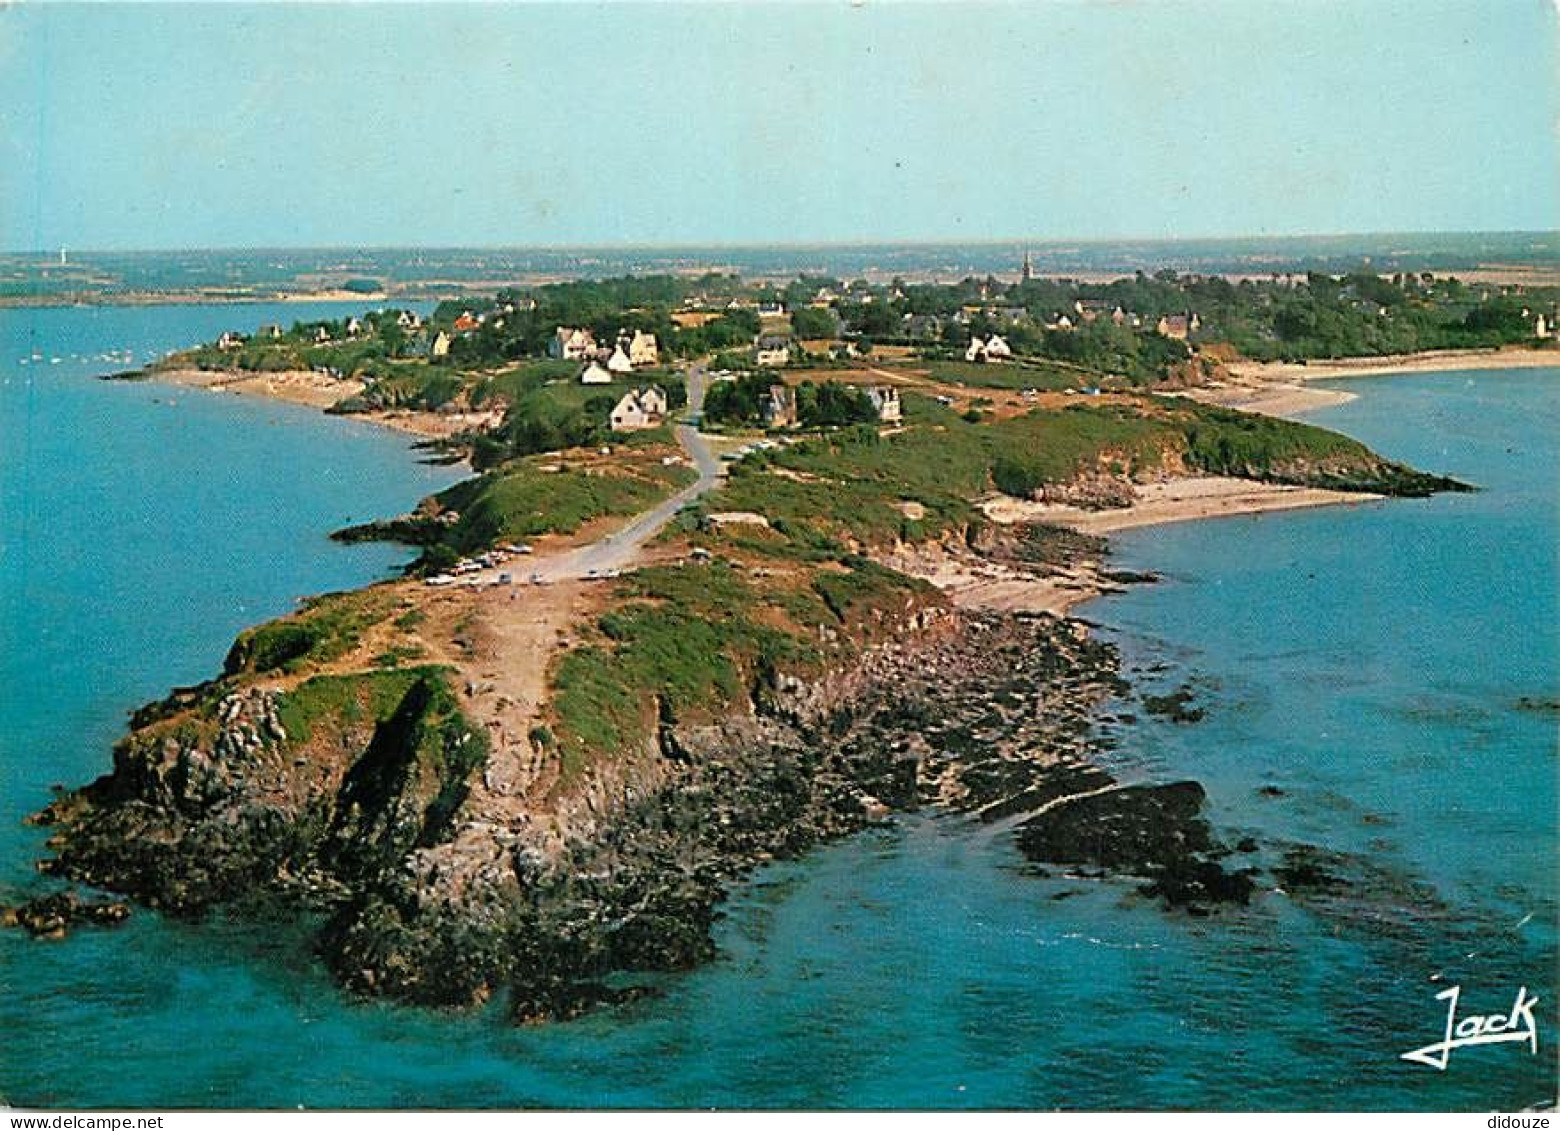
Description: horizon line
xmin=5 ymin=228 xmax=1559 ymax=259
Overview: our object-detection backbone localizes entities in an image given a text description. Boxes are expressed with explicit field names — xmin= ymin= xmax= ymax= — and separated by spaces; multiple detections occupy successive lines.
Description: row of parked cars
xmin=424 ymin=542 xmax=534 ymax=587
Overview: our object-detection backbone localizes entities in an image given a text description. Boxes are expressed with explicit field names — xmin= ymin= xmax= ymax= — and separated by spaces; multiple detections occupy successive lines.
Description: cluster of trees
xmin=703 ymin=373 xmax=776 ymax=424
xmin=705 ymin=374 xmax=877 ymax=429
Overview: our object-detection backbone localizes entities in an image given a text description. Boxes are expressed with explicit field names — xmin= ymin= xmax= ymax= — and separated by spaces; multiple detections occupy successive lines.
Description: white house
xmin=579 ymin=360 xmax=613 ymax=385
xmin=637 ymin=384 xmax=669 ymax=417
xmin=1536 ymin=314 xmax=1551 ymax=340
xmin=217 ymin=331 xmax=245 ymax=350
xmin=431 ymin=331 xmax=452 ymax=358
xmin=608 ymin=386 xmax=669 ymax=432
xmin=965 ymin=334 xmax=1013 ymax=363
xmin=756 ymin=335 xmax=792 ymax=367
xmin=549 ymin=326 xmax=597 ymax=360
xmin=628 ymin=330 xmax=659 ymax=368
xmin=866 ymin=385 xmax=902 ymax=424
xmin=606 ymin=345 xmax=634 ymax=374
xmin=346 ymin=317 xmax=363 ymax=338
xmin=609 ymin=391 xmax=655 ymax=431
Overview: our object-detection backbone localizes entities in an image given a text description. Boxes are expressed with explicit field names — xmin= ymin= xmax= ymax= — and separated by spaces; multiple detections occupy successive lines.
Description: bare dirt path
xmin=450 ymin=365 xmax=724 ymax=819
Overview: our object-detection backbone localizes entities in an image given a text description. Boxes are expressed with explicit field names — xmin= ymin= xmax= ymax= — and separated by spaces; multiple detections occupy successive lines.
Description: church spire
xmin=1021 ymin=248 xmax=1033 ymax=282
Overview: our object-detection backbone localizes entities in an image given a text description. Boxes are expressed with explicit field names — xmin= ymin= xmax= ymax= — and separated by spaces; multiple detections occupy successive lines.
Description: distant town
xmin=131 ymin=250 xmax=1559 ymax=464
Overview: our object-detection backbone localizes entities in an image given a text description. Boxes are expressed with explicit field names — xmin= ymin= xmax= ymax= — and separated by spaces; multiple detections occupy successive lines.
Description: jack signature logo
xmin=1401 ymin=985 xmax=1540 ymax=1070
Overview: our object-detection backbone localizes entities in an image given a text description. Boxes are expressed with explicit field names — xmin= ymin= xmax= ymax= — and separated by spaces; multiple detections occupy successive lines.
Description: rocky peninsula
xmin=13 ymin=287 xmax=1481 ymax=1022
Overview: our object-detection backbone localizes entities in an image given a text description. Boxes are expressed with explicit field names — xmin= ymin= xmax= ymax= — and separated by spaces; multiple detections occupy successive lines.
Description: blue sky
xmin=1 ymin=0 xmax=1555 ymax=251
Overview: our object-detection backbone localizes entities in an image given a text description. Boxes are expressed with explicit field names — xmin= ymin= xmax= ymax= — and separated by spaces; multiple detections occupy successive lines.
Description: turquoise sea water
xmin=1 ymin=308 xmax=1554 ymax=1110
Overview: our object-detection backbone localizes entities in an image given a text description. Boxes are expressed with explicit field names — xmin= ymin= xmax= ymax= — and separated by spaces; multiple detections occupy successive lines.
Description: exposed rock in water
xmin=1 ymin=890 xmax=131 ymax=939
xmin=1274 ymin=845 xmax=1352 ymax=894
xmin=1014 ymin=782 xmax=1254 ymax=910
xmin=1513 ymin=695 xmax=1559 ymax=715
xmin=1141 ymin=685 xmax=1205 ymax=724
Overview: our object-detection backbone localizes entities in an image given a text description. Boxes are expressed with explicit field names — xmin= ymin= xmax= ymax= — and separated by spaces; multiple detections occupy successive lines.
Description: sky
xmin=1 ymin=0 xmax=1556 ymax=251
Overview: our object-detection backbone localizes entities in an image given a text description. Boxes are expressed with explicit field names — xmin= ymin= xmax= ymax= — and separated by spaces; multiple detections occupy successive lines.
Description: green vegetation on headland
xmin=335 ymin=440 xmax=697 ymax=568
xmin=545 ymin=555 xmax=931 ymax=779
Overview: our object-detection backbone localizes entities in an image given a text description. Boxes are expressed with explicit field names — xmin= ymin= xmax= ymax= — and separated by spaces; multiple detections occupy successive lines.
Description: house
xmin=346 ymin=317 xmax=363 ymax=338
xmin=313 ymin=325 xmax=332 ymax=344
xmin=1156 ymin=313 xmax=1201 ymax=340
xmin=758 ymin=301 xmax=787 ymax=318
xmin=755 ymin=335 xmax=792 ymax=367
xmin=217 ymin=331 xmax=245 ymax=350
xmin=637 ymin=384 xmax=669 ymax=417
xmin=1075 ymin=299 xmax=1127 ymax=325
xmin=1536 ymin=314 xmax=1552 ymax=340
xmin=608 ymin=394 xmax=652 ymax=433
xmin=607 ymin=385 xmax=670 ymax=431
xmin=606 ymin=345 xmax=634 ymax=374
xmin=430 ymin=331 xmax=452 ymax=358
xmin=966 ymin=334 xmax=1013 ymax=362
xmin=628 ymin=330 xmax=659 ymax=368
xmin=902 ymin=314 xmax=942 ymax=341
xmin=549 ymin=326 xmax=597 ymax=361
xmin=1044 ymin=313 xmax=1074 ymax=331
xmin=579 ymin=360 xmax=613 ymax=385
xmin=452 ymin=312 xmax=480 ymax=333
xmin=396 ymin=310 xmax=422 ymax=330
xmin=762 ymin=384 xmax=797 ymax=428
xmin=866 ymin=385 xmax=902 ymax=424
xmin=258 ymin=323 xmax=283 ymax=340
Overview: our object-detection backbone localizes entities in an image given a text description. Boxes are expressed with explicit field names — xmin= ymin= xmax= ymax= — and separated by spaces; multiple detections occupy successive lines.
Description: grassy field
xmin=428 ymin=446 xmax=697 ymax=557
xmin=919 ymin=358 xmax=1110 ymax=392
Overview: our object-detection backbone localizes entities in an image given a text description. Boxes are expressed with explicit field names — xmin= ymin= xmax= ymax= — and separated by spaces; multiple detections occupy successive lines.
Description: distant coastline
xmin=1225 ymin=345 xmax=1558 ymax=382
xmin=1183 ymin=346 xmax=1557 ymax=418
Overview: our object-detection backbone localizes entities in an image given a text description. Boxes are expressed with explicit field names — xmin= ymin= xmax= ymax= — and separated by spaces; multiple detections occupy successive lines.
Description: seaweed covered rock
xmin=1015 ymin=781 xmax=1254 ymax=910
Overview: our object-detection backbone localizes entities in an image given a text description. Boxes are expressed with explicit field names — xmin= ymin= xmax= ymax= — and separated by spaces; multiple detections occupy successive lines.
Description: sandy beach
xmin=1223 ymin=346 xmax=1558 ymax=384
xmin=147 ymin=367 xmax=496 ymax=439
xmin=1176 ymin=347 xmax=1557 ymax=419
xmin=880 ymin=477 xmax=1383 ymax=617
xmin=982 ymin=477 xmax=1384 ymax=535
xmin=877 ymin=541 xmax=1112 ymax=617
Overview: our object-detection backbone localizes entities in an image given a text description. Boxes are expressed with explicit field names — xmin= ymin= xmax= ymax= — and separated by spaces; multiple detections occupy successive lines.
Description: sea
xmin=1 ymin=304 xmax=1554 ymax=1110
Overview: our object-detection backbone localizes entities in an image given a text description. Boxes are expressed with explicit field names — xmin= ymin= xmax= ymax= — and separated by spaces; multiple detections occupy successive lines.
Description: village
xmin=182 ymin=252 xmax=1558 ymax=458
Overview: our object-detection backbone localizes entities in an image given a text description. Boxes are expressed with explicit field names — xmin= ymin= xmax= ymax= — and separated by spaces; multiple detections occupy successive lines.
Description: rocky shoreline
xmin=18 ymin=578 xmax=1276 ymax=1022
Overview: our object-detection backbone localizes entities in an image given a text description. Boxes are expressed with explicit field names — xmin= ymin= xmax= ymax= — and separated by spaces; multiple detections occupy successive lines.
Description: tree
xmin=790 ymin=306 xmax=838 ymax=340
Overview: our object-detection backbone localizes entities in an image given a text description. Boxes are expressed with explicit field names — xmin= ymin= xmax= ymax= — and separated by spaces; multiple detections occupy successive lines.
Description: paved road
xmin=467 ymin=364 xmax=721 ymax=587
